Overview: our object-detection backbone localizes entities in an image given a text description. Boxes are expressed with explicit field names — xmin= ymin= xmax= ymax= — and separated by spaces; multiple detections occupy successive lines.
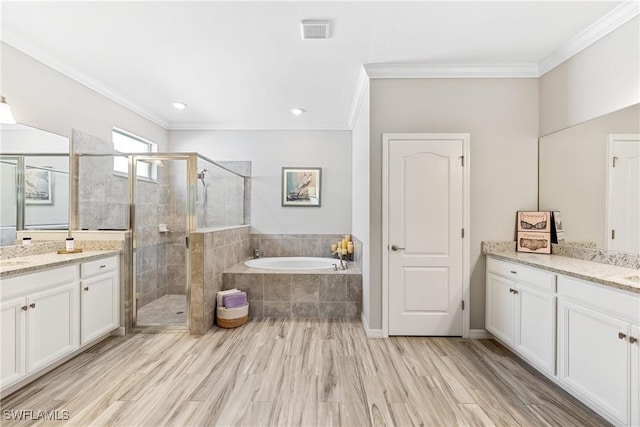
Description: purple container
xmin=223 ymin=292 xmax=247 ymax=308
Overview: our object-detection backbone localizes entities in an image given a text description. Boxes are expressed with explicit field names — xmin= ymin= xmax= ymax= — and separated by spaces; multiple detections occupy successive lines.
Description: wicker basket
xmin=217 ymin=315 xmax=248 ymax=329
xmin=216 ymin=303 xmax=249 ymax=329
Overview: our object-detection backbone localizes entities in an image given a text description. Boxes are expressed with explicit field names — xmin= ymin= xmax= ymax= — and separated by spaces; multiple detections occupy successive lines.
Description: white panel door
xmin=1 ymin=296 xmax=26 ymax=389
xmin=558 ymin=299 xmax=629 ymax=425
xmin=27 ymin=282 xmax=79 ymax=373
xmin=81 ymin=272 xmax=118 ymax=344
xmin=632 ymin=325 xmax=639 ymax=427
xmin=388 ymin=138 xmax=464 ymax=336
xmin=485 ymin=273 xmax=516 ymax=345
xmin=608 ymin=135 xmax=640 ymax=253
xmin=516 ymin=283 xmax=556 ymax=375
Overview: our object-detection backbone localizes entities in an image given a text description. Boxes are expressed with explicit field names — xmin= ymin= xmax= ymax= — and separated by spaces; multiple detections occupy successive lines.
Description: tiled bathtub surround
xmin=222 ymin=263 xmax=362 ymax=319
xmin=189 ymin=225 xmax=251 ymax=335
xmin=481 ymin=240 xmax=640 ymax=270
xmin=250 ymin=233 xmax=357 ymax=260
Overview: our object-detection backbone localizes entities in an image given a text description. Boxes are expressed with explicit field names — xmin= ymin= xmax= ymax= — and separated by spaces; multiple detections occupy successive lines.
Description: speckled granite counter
xmin=0 ymin=250 xmax=121 ymax=278
xmin=482 ymin=243 xmax=639 ymax=294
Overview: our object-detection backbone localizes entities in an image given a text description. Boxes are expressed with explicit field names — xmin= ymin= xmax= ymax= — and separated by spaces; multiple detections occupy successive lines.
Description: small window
xmin=112 ymin=128 xmax=158 ymax=180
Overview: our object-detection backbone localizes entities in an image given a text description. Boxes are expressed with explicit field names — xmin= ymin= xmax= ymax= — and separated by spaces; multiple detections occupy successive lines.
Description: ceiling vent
xmin=300 ymin=20 xmax=331 ymax=40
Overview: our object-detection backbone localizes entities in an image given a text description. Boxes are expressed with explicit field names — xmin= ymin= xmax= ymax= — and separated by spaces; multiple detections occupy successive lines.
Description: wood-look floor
xmin=1 ymin=318 xmax=609 ymax=427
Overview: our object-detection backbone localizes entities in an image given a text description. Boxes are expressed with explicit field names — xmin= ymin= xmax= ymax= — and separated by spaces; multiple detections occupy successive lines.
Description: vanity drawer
xmin=557 ymin=275 xmax=639 ymax=324
xmin=487 ymin=258 xmax=556 ymax=293
xmin=81 ymin=256 xmax=117 ymax=278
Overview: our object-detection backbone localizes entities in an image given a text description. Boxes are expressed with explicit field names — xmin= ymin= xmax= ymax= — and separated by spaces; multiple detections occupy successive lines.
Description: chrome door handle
xmin=390 ymin=244 xmax=405 ymax=252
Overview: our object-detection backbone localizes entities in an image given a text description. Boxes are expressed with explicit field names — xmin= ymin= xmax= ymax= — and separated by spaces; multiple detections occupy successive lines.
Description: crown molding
xmin=363 ymin=63 xmax=540 ymax=79
xmin=538 ymin=0 xmax=640 ymax=76
xmin=167 ymin=122 xmax=351 ymax=131
xmin=347 ymin=66 xmax=370 ymax=129
xmin=2 ymin=37 xmax=169 ymax=129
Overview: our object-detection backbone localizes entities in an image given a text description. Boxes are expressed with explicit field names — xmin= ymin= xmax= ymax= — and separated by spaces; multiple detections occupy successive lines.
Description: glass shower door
xmin=133 ymin=156 xmax=190 ymax=329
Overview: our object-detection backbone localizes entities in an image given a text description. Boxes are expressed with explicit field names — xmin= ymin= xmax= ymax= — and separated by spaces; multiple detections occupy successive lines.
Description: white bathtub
xmin=244 ymin=257 xmax=338 ymax=270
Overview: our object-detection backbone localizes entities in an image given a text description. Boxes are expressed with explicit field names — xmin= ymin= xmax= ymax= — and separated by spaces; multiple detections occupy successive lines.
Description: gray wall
xmin=369 ymin=78 xmax=540 ymax=330
xmin=169 ymin=130 xmax=352 ymax=234
xmin=1 ymin=42 xmax=168 ymax=149
xmin=539 ymin=17 xmax=639 ymax=136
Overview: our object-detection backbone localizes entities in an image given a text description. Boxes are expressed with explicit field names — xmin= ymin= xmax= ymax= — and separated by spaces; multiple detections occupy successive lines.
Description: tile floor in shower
xmin=136 ymin=294 xmax=187 ymax=326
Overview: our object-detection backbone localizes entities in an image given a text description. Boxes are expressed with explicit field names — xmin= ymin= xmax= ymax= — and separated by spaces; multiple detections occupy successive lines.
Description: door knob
xmin=390 ymin=244 xmax=405 ymax=252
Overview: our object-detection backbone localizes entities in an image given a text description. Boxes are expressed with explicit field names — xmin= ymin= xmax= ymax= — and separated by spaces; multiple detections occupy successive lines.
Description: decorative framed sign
xmin=516 ymin=211 xmax=551 ymax=253
xmin=25 ymin=168 xmax=53 ymax=205
xmin=282 ymin=167 xmax=321 ymax=207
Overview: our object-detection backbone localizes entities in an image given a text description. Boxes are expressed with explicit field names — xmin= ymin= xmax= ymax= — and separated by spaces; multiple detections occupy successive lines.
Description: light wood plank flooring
xmin=1 ymin=318 xmax=609 ymax=426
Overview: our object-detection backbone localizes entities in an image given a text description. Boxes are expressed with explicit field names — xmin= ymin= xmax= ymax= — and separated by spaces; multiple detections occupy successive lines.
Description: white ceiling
xmin=1 ymin=1 xmax=630 ymax=130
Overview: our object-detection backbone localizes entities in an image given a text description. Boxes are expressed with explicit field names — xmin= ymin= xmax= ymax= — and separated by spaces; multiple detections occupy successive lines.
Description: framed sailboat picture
xmin=282 ymin=167 xmax=321 ymax=207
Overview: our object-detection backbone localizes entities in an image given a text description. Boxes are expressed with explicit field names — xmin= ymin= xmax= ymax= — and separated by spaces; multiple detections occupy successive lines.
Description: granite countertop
xmin=0 ymin=250 xmax=121 ymax=278
xmin=483 ymin=247 xmax=639 ymax=294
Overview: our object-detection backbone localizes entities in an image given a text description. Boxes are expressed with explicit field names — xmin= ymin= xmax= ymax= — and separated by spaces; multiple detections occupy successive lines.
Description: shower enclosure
xmin=76 ymin=152 xmax=246 ymax=331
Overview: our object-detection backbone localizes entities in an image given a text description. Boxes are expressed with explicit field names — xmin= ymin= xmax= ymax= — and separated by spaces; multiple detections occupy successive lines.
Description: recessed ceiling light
xmin=290 ymin=108 xmax=306 ymax=116
xmin=172 ymin=102 xmax=187 ymax=110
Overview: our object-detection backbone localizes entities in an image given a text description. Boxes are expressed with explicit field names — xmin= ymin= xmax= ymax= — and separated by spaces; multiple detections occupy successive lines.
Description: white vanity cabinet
xmin=557 ymin=275 xmax=640 ymax=426
xmin=1 ymin=265 xmax=79 ymax=390
xmin=80 ymin=256 xmax=119 ymax=344
xmin=485 ymin=257 xmax=557 ymax=375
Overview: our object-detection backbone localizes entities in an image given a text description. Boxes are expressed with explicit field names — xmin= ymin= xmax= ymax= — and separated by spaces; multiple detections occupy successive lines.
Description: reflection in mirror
xmin=0 ymin=123 xmax=69 ymax=246
xmin=539 ymin=104 xmax=639 ymax=255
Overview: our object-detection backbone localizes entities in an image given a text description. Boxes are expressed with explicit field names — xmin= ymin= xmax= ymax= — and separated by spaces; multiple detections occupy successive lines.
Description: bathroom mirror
xmin=538 ymin=103 xmax=640 ymax=254
xmin=0 ymin=123 xmax=69 ymax=246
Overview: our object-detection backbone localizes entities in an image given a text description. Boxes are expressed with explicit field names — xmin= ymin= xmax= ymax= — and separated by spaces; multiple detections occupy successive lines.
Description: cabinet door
xmin=516 ymin=283 xmax=556 ymax=375
xmin=631 ymin=325 xmax=639 ymax=427
xmin=558 ymin=299 xmax=629 ymax=425
xmin=81 ymin=272 xmax=118 ymax=344
xmin=486 ymin=272 xmax=516 ymax=345
xmin=1 ymin=296 xmax=27 ymax=389
xmin=27 ymin=281 xmax=79 ymax=373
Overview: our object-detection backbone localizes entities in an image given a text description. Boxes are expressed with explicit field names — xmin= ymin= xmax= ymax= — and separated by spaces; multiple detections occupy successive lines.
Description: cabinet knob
xmin=510 ymin=270 xmax=517 ymax=274
xmin=99 ymin=265 xmax=106 ymax=269
xmin=84 ymin=287 xmax=89 ymax=291
xmin=630 ymin=336 xmax=638 ymax=344
xmin=618 ymin=332 xmax=627 ymax=340
xmin=29 ymin=303 xmax=36 ymax=309
xmin=513 ymin=290 xmax=519 ymax=295
xmin=21 ymin=305 xmax=28 ymax=311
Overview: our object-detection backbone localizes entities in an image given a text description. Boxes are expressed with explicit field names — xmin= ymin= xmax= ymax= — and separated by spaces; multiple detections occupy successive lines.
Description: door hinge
xmin=612 ymin=229 xmax=616 ymax=240
xmin=459 ymin=155 xmax=465 ymax=166
xmin=185 ymin=236 xmax=190 ymax=249
xmin=613 ymin=156 xmax=618 ymax=167
xmin=461 ymin=228 xmax=465 ymax=238
xmin=461 ymin=300 xmax=465 ymax=310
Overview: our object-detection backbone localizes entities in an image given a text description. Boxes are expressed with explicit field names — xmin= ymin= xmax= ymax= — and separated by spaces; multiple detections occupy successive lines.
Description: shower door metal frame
xmin=130 ymin=153 xmax=197 ymax=330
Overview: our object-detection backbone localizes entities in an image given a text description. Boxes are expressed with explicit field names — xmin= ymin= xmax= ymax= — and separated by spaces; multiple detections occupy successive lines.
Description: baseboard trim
xmin=111 ymin=327 xmax=126 ymax=336
xmin=361 ymin=312 xmax=385 ymax=338
xmin=469 ymin=329 xmax=494 ymax=339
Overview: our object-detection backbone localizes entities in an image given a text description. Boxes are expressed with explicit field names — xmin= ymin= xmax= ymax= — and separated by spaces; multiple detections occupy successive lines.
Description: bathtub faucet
xmin=335 ymin=251 xmax=348 ymax=270
xmin=253 ymin=249 xmax=260 ymax=259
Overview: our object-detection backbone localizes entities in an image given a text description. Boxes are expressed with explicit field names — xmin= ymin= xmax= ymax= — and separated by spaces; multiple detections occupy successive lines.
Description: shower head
xmin=197 ymin=169 xmax=207 ymax=180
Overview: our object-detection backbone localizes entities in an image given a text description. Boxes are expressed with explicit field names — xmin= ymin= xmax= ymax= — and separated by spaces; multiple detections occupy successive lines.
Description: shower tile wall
xmin=196 ymin=160 xmax=249 ymax=229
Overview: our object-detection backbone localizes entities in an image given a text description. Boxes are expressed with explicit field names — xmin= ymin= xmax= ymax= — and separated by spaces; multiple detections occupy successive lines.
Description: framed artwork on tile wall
xmin=281 ymin=167 xmax=321 ymax=207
